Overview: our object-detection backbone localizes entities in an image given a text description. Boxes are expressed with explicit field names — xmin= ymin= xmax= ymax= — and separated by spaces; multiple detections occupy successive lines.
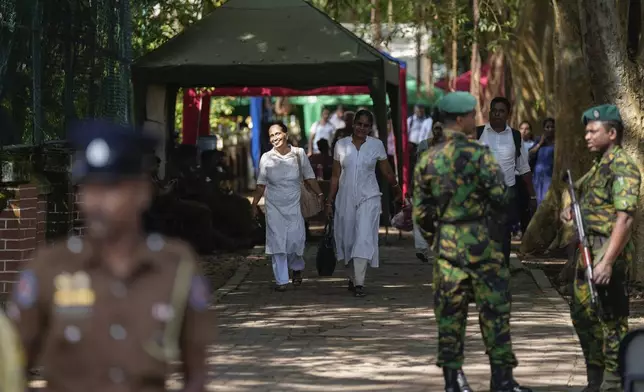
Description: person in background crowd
xmin=407 ymin=104 xmax=427 ymax=188
xmin=514 ymin=120 xmax=536 ymax=237
xmin=252 ymin=123 xmax=324 ymax=291
xmin=412 ymin=120 xmax=440 ymax=263
xmin=329 ymin=105 xmax=346 ymax=130
xmin=308 ymin=107 xmax=336 ymax=156
xmin=327 ymin=109 xmax=402 ymax=298
xmin=519 ymin=121 xmax=536 ymax=150
xmin=530 ymin=117 xmax=556 ymax=206
xmin=477 ymin=97 xmax=536 ymax=267
xmin=332 ymin=111 xmax=355 ymax=150
xmin=308 ymin=139 xmax=334 ymax=180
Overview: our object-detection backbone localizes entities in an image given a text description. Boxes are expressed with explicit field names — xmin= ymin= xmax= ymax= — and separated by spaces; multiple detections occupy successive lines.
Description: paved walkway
xmin=210 ymin=234 xmax=586 ymax=391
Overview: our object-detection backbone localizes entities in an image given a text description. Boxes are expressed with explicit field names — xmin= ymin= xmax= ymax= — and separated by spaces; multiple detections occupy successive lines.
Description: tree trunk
xmin=449 ymin=0 xmax=458 ymax=91
xmin=520 ymin=0 xmax=594 ymax=256
xmin=506 ymin=0 xmax=554 ymax=129
xmin=370 ymin=0 xmax=382 ymax=49
xmin=481 ymin=49 xmax=505 ymax=122
xmin=415 ymin=28 xmax=422 ymax=97
xmin=470 ymin=0 xmax=483 ymax=124
xmin=577 ymin=0 xmax=644 ymax=281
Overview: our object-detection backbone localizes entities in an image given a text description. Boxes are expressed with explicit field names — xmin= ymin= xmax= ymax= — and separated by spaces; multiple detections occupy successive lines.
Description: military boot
xmin=581 ymin=365 xmax=603 ymax=392
xmin=490 ymin=366 xmax=532 ymax=392
xmin=599 ymin=370 xmax=621 ymax=392
xmin=443 ymin=368 xmax=473 ymax=392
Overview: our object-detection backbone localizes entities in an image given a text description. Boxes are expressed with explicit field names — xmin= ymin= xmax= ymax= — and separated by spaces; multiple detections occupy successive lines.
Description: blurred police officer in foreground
xmin=0 ymin=307 xmax=25 ymax=391
xmin=8 ymin=120 xmax=214 ymax=392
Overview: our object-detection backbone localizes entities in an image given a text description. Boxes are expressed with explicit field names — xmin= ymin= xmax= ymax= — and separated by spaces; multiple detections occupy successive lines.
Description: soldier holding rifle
xmin=561 ymin=104 xmax=641 ymax=392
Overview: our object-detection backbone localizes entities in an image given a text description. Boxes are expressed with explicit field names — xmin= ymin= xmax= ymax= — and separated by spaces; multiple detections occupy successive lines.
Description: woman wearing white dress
xmin=251 ymin=123 xmax=324 ymax=291
xmin=325 ymin=109 xmax=402 ymax=297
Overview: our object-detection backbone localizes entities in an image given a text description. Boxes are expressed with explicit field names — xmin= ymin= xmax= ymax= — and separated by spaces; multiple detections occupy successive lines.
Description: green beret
xmin=581 ymin=104 xmax=622 ymax=125
xmin=437 ymin=92 xmax=477 ymax=114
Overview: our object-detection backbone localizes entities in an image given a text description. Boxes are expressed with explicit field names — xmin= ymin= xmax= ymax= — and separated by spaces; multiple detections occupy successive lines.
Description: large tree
xmin=521 ymin=0 xmax=644 ymax=281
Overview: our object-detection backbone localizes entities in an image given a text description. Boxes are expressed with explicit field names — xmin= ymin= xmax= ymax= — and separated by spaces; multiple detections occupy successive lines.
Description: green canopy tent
xmin=223 ymin=79 xmax=443 ymax=134
xmin=132 ymin=0 xmax=404 ymax=224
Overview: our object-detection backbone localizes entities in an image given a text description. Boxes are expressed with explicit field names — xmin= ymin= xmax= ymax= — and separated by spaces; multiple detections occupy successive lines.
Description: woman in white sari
xmin=251 ymin=123 xmax=324 ymax=291
xmin=326 ymin=109 xmax=402 ymax=297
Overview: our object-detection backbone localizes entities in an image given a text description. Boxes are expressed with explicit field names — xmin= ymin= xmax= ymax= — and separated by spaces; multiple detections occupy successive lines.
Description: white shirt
xmin=407 ymin=115 xmax=426 ymax=144
xmin=329 ymin=113 xmax=345 ymax=130
xmin=478 ymin=124 xmax=530 ymax=186
xmin=333 ymin=136 xmax=387 ymax=267
xmin=256 ymin=146 xmax=314 ymax=255
xmin=310 ymin=121 xmax=336 ymax=153
xmin=420 ymin=117 xmax=434 ymax=141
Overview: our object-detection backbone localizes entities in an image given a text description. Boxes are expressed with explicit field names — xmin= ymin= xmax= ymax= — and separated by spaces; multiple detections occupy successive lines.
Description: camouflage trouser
xmin=571 ymin=260 xmax=629 ymax=374
xmin=433 ymin=257 xmax=518 ymax=369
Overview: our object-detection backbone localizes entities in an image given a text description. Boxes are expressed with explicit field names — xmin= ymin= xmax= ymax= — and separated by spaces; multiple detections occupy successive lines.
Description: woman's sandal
xmin=275 ymin=284 xmax=288 ymax=292
xmin=292 ymin=271 xmax=303 ymax=286
xmin=354 ymin=285 xmax=365 ymax=297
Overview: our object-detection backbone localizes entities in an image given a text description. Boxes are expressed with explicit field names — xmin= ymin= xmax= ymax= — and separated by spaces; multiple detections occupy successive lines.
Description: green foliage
xmin=131 ymin=1 xmax=235 ymax=136
xmin=314 ymin=0 xmax=520 ymax=74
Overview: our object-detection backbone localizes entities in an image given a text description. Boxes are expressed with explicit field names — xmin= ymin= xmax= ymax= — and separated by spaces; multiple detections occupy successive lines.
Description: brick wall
xmin=0 ymin=182 xmax=83 ymax=296
xmin=0 ymin=184 xmax=43 ymax=294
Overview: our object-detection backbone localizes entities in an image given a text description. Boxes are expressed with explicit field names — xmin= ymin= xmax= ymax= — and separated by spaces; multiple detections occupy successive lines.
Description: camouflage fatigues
xmin=571 ymin=145 xmax=641 ymax=375
xmin=413 ymin=129 xmax=517 ymax=369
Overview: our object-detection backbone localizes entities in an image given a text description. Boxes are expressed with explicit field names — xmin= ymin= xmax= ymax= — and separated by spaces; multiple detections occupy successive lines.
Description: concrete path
xmin=210 ymin=235 xmax=587 ymax=391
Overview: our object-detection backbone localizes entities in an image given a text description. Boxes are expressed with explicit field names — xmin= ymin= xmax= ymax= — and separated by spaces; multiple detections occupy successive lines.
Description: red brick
xmin=0 ymin=271 xmax=18 ymax=282
xmin=18 ymin=186 xmax=38 ymax=199
xmin=3 ymin=240 xmax=24 ymax=250
xmin=0 ymin=229 xmax=21 ymax=240
xmin=0 ymin=250 xmax=23 ymax=262
xmin=21 ymin=228 xmax=37 ymax=240
xmin=2 ymin=219 xmax=19 ymax=229
xmin=3 ymin=260 xmax=21 ymax=272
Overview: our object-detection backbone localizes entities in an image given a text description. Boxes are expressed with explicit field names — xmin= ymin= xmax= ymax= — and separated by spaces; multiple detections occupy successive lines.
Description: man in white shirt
xmin=419 ymin=116 xmax=434 ymax=142
xmin=477 ymin=97 xmax=536 ymax=267
xmin=329 ymin=105 xmax=346 ymax=130
xmin=407 ymin=105 xmax=427 ymax=188
xmin=308 ymin=107 xmax=336 ymax=156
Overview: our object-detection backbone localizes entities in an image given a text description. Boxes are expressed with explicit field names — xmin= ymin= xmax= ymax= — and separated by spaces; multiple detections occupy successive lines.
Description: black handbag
xmin=316 ymin=219 xmax=337 ymax=276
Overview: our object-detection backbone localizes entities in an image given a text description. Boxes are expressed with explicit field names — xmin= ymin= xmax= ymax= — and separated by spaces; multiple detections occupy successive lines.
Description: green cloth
xmin=581 ymin=104 xmax=622 ymax=125
xmin=437 ymin=92 xmax=477 ymax=114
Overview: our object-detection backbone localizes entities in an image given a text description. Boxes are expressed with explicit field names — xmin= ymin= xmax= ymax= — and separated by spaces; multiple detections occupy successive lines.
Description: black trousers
xmin=515 ymin=176 xmax=532 ymax=233
xmin=502 ymin=186 xmax=519 ymax=268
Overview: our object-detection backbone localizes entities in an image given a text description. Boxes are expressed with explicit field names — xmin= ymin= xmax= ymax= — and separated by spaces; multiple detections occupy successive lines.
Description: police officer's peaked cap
xmin=581 ymin=104 xmax=623 ymax=125
xmin=68 ymin=119 xmax=158 ymax=184
xmin=437 ymin=92 xmax=477 ymax=114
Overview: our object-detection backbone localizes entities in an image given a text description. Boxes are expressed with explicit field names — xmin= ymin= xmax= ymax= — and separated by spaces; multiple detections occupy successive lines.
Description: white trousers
xmin=346 ymin=257 xmax=368 ymax=286
xmin=272 ymin=253 xmax=305 ymax=285
xmin=413 ymin=221 xmax=429 ymax=250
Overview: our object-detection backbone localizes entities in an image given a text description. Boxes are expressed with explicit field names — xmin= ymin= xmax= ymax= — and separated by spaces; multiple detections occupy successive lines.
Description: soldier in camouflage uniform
xmin=413 ymin=92 xmax=531 ymax=392
xmin=561 ymin=104 xmax=641 ymax=392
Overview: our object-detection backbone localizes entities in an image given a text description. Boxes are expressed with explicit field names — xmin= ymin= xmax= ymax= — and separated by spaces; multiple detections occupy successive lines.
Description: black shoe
xmin=348 ymin=280 xmax=355 ymax=291
xmin=416 ymin=252 xmax=429 ymax=263
xmin=443 ymin=368 xmax=473 ymax=392
xmin=580 ymin=365 xmax=603 ymax=392
xmin=490 ymin=366 xmax=532 ymax=392
xmin=354 ymin=285 xmax=365 ymax=297
xmin=274 ymin=284 xmax=288 ymax=292
xmin=292 ymin=271 xmax=303 ymax=286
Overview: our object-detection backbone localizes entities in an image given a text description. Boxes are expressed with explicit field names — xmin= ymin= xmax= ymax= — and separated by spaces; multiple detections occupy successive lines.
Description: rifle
xmin=565 ymin=169 xmax=601 ymax=314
